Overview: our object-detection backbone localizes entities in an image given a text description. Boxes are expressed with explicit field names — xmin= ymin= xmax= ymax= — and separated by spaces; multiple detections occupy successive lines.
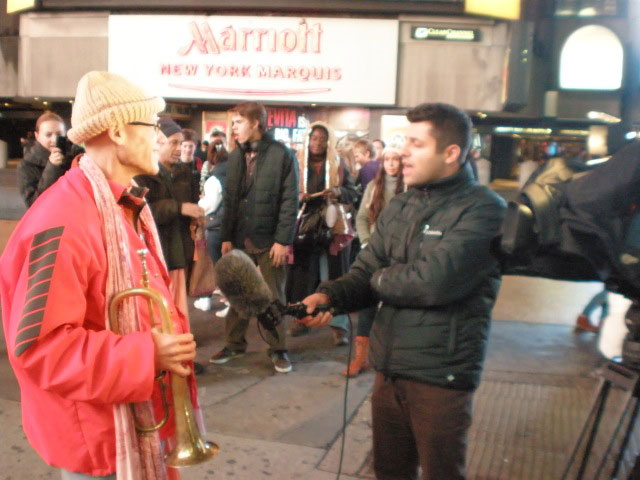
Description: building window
xmin=555 ymin=0 xmax=621 ymax=16
xmin=559 ymin=25 xmax=623 ymax=90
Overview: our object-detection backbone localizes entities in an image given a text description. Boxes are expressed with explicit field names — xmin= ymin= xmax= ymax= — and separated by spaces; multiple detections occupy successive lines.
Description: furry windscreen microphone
xmin=215 ymin=249 xmax=273 ymax=319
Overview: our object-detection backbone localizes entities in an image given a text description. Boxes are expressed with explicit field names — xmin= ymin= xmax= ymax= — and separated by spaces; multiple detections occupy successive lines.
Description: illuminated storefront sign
xmin=464 ymin=0 xmax=520 ymax=20
xmin=411 ymin=26 xmax=480 ymax=42
xmin=109 ymin=15 xmax=399 ymax=104
xmin=559 ymin=25 xmax=623 ymax=90
xmin=494 ymin=127 xmax=553 ymax=135
xmin=7 ymin=0 xmax=35 ymax=14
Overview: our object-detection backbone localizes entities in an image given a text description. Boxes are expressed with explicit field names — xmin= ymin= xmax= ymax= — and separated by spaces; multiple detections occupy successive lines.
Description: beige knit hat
xmin=67 ymin=71 xmax=166 ymax=145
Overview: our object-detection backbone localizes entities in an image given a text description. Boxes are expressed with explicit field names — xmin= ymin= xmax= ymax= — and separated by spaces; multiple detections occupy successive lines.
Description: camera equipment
xmin=55 ymin=135 xmax=68 ymax=155
xmin=215 ymin=249 xmax=334 ymax=341
xmin=499 ymin=141 xmax=640 ymax=478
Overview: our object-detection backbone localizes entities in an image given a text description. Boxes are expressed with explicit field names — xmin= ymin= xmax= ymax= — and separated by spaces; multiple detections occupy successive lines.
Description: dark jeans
xmin=357 ymin=305 xmax=376 ymax=337
xmin=205 ymin=228 xmax=222 ymax=263
xmin=371 ymin=373 xmax=473 ymax=480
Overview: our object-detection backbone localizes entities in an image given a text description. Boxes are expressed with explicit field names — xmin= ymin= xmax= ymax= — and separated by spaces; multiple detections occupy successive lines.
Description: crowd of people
xmin=1 ymin=70 xmax=508 ymax=480
xmin=15 ymin=98 xmax=407 ymax=377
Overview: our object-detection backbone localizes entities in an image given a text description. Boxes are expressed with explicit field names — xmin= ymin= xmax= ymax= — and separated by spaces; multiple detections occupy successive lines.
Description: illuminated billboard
xmin=464 ymin=0 xmax=521 ymax=20
xmin=7 ymin=0 xmax=35 ymax=13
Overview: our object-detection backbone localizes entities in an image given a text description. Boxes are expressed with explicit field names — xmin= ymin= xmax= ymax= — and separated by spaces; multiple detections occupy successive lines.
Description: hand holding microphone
xmin=215 ymin=249 xmax=335 ymax=338
xmin=299 ymin=293 xmax=334 ymax=327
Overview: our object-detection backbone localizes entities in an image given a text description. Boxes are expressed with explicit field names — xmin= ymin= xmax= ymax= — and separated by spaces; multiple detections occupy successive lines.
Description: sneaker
xmin=209 ymin=347 xmax=245 ymax=364
xmin=194 ymin=297 xmax=212 ymax=312
xmin=271 ymin=350 xmax=292 ymax=373
xmin=215 ymin=304 xmax=230 ymax=318
xmin=331 ymin=327 xmax=349 ymax=346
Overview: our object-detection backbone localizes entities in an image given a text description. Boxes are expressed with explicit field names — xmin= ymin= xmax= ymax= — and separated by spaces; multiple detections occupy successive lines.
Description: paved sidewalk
xmin=0 ymin=282 xmax=626 ymax=480
xmin=2 ymin=168 xmax=639 ymax=479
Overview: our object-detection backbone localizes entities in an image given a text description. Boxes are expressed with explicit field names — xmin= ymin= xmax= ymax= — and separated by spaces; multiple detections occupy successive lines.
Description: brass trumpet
xmin=109 ymin=249 xmax=218 ymax=467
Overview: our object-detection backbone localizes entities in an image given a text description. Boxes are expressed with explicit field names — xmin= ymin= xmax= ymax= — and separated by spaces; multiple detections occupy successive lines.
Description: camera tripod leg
xmin=594 ymin=392 xmax=637 ymax=478
xmin=610 ymin=398 xmax=640 ymax=479
xmin=563 ymin=361 xmax=640 ymax=480
xmin=578 ymin=379 xmax=612 ymax=480
xmin=562 ymin=378 xmax=612 ymax=480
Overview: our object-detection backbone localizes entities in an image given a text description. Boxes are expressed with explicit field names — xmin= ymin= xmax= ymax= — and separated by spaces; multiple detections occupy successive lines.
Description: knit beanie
xmin=158 ymin=117 xmax=182 ymax=138
xmin=67 ymin=71 xmax=166 ymax=145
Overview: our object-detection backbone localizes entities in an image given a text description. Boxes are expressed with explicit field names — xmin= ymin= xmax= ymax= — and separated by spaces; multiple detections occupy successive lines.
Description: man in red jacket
xmin=0 ymin=71 xmax=199 ymax=479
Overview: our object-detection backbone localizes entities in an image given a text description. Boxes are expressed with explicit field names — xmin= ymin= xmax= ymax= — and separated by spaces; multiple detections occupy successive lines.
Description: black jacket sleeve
xmin=134 ymin=175 xmax=181 ymax=226
xmin=333 ymin=159 xmax=359 ymax=205
xmin=273 ymin=149 xmax=299 ymax=246
xmin=18 ymin=160 xmax=67 ymax=207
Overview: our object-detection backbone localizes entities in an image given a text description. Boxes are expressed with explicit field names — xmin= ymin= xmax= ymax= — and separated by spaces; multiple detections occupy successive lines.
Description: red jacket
xmin=0 ymin=167 xmax=193 ymax=476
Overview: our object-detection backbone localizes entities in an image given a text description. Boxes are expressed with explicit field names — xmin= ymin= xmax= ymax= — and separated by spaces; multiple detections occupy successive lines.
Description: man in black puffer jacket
xmin=210 ymin=102 xmax=298 ymax=374
xmin=301 ymin=103 xmax=506 ymax=480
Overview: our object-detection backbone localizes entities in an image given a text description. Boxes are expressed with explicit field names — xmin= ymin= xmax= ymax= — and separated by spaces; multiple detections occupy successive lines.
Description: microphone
xmin=214 ymin=249 xmax=273 ymax=320
xmin=214 ymin=249 xmax=335 ymax=338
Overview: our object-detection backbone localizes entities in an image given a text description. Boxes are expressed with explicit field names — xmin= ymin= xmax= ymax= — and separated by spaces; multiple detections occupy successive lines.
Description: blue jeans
xmin=583 ymin=289 xmax=609 ymax=320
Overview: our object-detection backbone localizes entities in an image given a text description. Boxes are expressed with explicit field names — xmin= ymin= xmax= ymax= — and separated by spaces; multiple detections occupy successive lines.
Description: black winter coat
xmin=135 ymin=163 xmax=199 ymax=271
xmin=319 ymin=164 xmax=506 ymax=391
xmin=221 ymin=135 xmax=298 ymax=249
xmin=18 ymin=142 xmax=71 ymax=207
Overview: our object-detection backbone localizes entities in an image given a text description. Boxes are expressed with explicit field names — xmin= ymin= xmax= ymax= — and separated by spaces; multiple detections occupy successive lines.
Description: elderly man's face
xmin=120 ymin=115 xmax=161 ymax=176
xmin=157 ymin=131 xmax=184 ymax=165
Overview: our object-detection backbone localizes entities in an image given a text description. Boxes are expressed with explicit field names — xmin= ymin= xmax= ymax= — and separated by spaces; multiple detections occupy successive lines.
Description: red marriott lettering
xmin=178 ymin=20 xmax=323 ymax=56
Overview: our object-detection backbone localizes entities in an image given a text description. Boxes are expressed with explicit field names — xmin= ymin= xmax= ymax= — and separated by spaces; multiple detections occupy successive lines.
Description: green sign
xmin=411 ymin=26 xmax=481 ymax=42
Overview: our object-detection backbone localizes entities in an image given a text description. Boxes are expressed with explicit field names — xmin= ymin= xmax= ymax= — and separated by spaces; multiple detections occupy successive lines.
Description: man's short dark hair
xmin=210 ymin=130 xmax=226 ymax=139
xmin=406 ymin=103 xmax=473 ymax=163
xmin=181 ymin=128 xmax=198 ymax=143
xmin=230 ymin=102 xmax=267 ymax=132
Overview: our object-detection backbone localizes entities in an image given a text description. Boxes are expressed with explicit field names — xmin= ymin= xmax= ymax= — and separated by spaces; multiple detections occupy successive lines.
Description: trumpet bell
xmin=166 ymin=438 xmax=218 ymax=468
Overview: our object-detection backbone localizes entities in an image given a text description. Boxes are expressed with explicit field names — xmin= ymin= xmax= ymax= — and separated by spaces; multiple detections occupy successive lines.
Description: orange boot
xmin=342 ymin=336 xmax=369 ymax=377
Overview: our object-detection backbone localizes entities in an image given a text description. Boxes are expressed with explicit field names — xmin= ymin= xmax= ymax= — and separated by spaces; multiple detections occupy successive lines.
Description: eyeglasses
xmin=129 ymin=121 xmax=161 ymax=134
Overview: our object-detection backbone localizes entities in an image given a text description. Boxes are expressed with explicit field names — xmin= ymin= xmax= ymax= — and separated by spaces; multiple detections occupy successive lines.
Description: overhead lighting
xmin=69 ymin=100 xmax=74 ymax=104
xmin=42 ymin=101 xmax=48 ymax=105
xmin=625 ymin=131 xmax=638 ymax=140
xmin=559 ymin=129 xmax=590 ymax=136
xmin=578 ymin=7 xmax=597 ymax=16
xmin=476 ymin=111 xmax=487 ymax=119
xmin=3 ymin=103 xmax=9 ymax=107
xmin=494 ymin=126 xmax=552 ymax=135
xmin=587 ymin=111 xmax=621 ymax=123
xmin=34 ymin=97 xmax=39 ymax=100
xmin=586 ymin=156 xmax=610 ymax=166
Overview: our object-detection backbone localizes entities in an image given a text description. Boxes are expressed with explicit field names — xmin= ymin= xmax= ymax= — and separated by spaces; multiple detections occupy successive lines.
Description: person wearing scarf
xmin=286 ymin=121 xmax=359 ymax=345
xmin=0 ymin=71 xmax=201 ymax=480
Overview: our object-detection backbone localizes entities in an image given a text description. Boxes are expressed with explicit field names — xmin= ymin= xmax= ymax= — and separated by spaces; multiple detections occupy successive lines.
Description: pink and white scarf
xmin=80 ymin=155 xmax=168 ymax=480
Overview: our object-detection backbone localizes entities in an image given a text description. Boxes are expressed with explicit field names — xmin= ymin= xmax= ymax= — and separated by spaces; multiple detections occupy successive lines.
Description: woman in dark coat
xmin=287 ymin=122 xmax=358 ymax=345
xmin=18 ymin=112 xmax=72 ymax=207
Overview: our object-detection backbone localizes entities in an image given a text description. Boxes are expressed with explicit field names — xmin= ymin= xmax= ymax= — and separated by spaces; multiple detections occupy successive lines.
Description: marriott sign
xmin=108 ymin=15 xmax=399 ymax=105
